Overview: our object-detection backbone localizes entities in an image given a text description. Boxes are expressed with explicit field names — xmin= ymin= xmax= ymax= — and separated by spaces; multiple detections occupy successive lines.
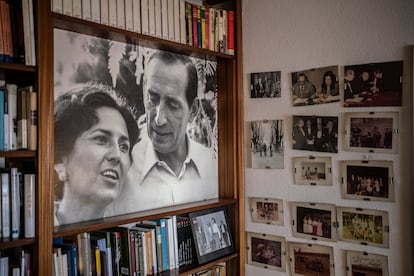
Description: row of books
xmin=187 ymin=262 xmax=226 ymax=276
xmin=51 ymin=0 xmax=234 ymax=55
xmin=0 ymin=83 xmax=37 ymax=151
xmin=0 ymin=168 xmax=35 ymax=240
xmin=0 ymin=247 xmax=32 ymax=275
xmin=53 ymin=215 xmax=196 ymax=276
xmin=0 ymin=0 xmax=36 ymax=65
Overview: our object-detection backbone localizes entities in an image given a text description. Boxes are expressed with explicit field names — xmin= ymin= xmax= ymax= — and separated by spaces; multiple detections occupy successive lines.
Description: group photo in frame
xmin=292 ymin=115 xmax=338 ymax=153
xmin=343 ymin=60 xmax=403 ymax=107
xmin=345 ymin=250 xmax=389 ymax=276
xmin=288 ymin=242 xmax=334 ymax=276
xmin=250 ymin=71 xmax=281 ymax=98
xmin=291 ymin=65 xmax=340 ymax=106
xmin=293 ymin=156 xmax=332 ymax=186
xmin=189 ymin=207 xmax=234 ymax=265
xmin=290 ymin=202 xmax=337 ymax=242
xmin=246 ymin=232 xmax=286 ymax=272
xmin=246 ymin=120 xmax=284 ymax=169
xmin=340 ymin=160 xmax=394 ymax=202
xmin=343 ymin=112 xmax=398 ymax=154
xmin=249 ymin=197 xmax=284 ymax=226
xmin=337 ymin=207 xmax=389 ymax=248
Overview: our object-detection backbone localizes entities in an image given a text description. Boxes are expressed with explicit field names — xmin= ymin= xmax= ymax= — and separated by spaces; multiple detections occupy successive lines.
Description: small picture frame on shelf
xmin=189 ymin=207 xmax=234 ymax=265
xmin=249 ymin=197 xmax=284 ymax=226
xmin=246 ymin=231 xmax=286 ymax=272
xmin=293 ymin=156 xmax=332 ymax=186
xmin=288 ymin=242 xmax=334 ymax=276
xmin=250 ymin=71 xmax=281 ymax=98
xmin=290 ymin=202 xmax=337 ymax=242
xmin=345 ymin=250 xmax=389 ymax=276
xmin=340 ymin=160 xmax=394 ymax=202
xmin=337 ymin=207 xmax=389 ymax=248
xmin=343 ymin=112 xmax=398 ymax=153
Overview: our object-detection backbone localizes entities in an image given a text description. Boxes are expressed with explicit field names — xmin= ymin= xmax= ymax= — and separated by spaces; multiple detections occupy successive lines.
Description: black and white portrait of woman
xmin=54 ymin=29 xmax=218 ymax=226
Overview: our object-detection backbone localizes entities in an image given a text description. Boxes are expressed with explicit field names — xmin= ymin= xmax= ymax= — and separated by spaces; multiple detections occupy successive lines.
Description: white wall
xmin=242 ymin=0 xmax=414 ymax=275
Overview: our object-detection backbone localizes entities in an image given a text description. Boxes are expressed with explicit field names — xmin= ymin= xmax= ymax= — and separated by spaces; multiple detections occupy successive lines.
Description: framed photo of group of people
xmin=249 ymin=197 xmax=284 ymax=226
xmin=293 ymin=156 xmax=332 ymax=186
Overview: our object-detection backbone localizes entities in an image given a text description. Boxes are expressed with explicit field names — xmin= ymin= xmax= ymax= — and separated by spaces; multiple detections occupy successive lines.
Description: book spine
xmin=0 ymin=2 xmax=5 ymax=62
xmin=82 ymin=0 xmax=92 ymax=21
xmin=1 ymin=171 xmax=10 ymax=239
xmin=0 ymin=90 xmax=4 ymax=150
xmin=185 ymin=3 xmax=192 ymax=46
xmin=227 ymin=10 xmax=234 ymax=55
xmin=192 ymin=5 xmax=198 ymax=48
xmin=27 ymin=90 xmax=37 ymax=151
xmin=154 ymin=0 xmax=162 ymax=38
xmin=17 ymin=87 xmax=28 ymax=149
xmin=116 ymin=0 xmax=125 ymax=29
xmin=140 ymin=0 xmax=149 ymax=35
xmin=173 ymin=0 xmax=180 ymax=43
xmin=166 ymin=217 xmax=175 ymax=270
xmin=205 ymin=7 xmax=209 ymax=50
xmin=2 ymin=2 xmax=13 ymax=62
xmin=200 ymin=6 xmax=205 ymax=49
xmin=161 ymin=0 xmax=168 ymax=40
xmin=91 ymin=0 xmax=100 ymax=23
xmin=148 ymin=0 xmax=155 ymax=37
xmin=124 ymin=0 xmax=133 ymax=31
xmin=105 ymin=232 xmax=113 ymax=276
xmin=167 ymin=0 xmax=174 ymax=41
xmin=132 ymin=0 xmax=141 ymax=33
xmin=179 ymin=0 xmax=186 ymax=44
xmin=100 ymin=0 xmax=109 ymax=25
xmin=6 ymin=84 xmax=17 ymax=150
xmin=24 ymin=174 xmax=35 ymax=238
xmin=197 ymin=6 xmax=201 ymax=48
xmin=208 ymin=7 xmax=215 ymax=51
xmin=159 ymin=219 xmax=168 ymax=271
xmin=72 ymin=0 xmax=82 ymax=18
xmin=28 ymin=0 xmax=36 ymax=65
xmin=10 ymin=168 xmax=20 ymax=239
xmin=3 ymin=88 xmax=8 ymax=150
xmin=62 ymin=0 xmax=73 ymax=16
xmin=51 ymin=0 xmax=63 ymax=13
xmin=80 ymin=232 xmax=92 ymax=276
xmin=128 ymin=230 xmax=136 ymax=276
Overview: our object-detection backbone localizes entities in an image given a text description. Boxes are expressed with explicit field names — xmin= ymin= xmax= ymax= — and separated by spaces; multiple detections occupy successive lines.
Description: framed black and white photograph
xmin=54 ymin=29 xmax=219 ymax=226
xmin=288 ymin=242 xmax=334 ymax=276
xmin=340 ymin=160 xmax=394 ymax=202
xmin=343 ymin=60 xmax=403 ymax=107
xmin=246 ymin=232 xmax=286 ymax=272
xmin=189 ymin=207 xmax=234 ymax=265
xmin=344 ymin=112 xmax=398 ymax=153
xmin=249 ymin=197 xmax=284 ymax=226
xmin=246 ymin=120 xmax=284 ymax=169
xmin=290 ymin=202 xmax=337 ymax=242
xmin=346 ymin=250 xmax=389 ymax=276
xmin=337 ymin=207 xmax=389 ymax=248
xmin=291 ymin=65 xmax=340 ymax=106
xmin=292 ymin=115 xmax=338 ymax=153
xmin=250 ymin=71 xmax=281 ymax=98
xmin=293 ymin=156 xmax=332 ymax=186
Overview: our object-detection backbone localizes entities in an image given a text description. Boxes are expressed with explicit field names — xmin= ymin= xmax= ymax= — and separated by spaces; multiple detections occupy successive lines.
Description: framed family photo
xmin=345 ymin=250 xmax=389 ymax=276
xmin=340 ymin=160 xmax=394 ymax=202
xmin=250 ymin=71 xmax=281 ymax=98
xmin=290 ymin=202 xmax=337 ymax=242
xmin=288 ymin=242 xmax=334 ymax=276
xmin=337 ymin=207 xmax=389 ymax=248
xmin=189 ymin=207 xmax=234 ymax=265
xmin=343 ymin=112 xmax=398 ymax=153
xmin=293 ymin=156 xmax=332 ymax=186
xmin=246 ymin=232 xmax=286 ymax=272
xmin=249 ymin=197 xmax=284 ymax=225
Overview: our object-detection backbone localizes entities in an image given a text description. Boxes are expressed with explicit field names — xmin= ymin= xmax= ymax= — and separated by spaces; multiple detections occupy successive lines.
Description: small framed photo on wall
xmin=345 ymin=250 xmax=389 ymax=276
xmin=249 ymin=197 xmax=284 ymax=226
xmin=288 ymin=242 xmax=334 ymax=276
xmin=293 ymin=156 xmax=332 ymax=186
xmin=250 ymin=71 xmax=281 ymax=98
xmin=340 ymin=160 xmax=394 ymax=202
xmin=343 ymin=112 xmax=398 ymax=153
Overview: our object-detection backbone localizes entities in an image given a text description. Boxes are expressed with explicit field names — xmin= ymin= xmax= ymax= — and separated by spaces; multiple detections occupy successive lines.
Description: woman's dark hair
xmin=321 ymin=71 xmax=337 ymax=92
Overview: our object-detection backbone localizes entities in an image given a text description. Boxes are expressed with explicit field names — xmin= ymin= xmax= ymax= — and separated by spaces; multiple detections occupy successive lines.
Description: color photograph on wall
xmin=346 ymin=250 xmax=389 ymax=276
xmin=288 ymin=242 xmax=334 ymax=276
xmin=53 ymin=28 xmax=219 ymax=226
xmin=250 ymin=71 xmax=281 ymax=98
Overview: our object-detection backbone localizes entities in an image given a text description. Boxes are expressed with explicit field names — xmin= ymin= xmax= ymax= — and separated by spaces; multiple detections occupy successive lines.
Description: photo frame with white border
xmin=293 ymin=156 xmax=332 ymax=186
xmin=345 ymin=250 xmax=389 ymax=276
xmin=290 ymin=202 xmax=337 ymax=242
xmin=343 ymin=112 xmax=398 ymax=154
xmin=288 ymin=242 xmax=334 ymax=276
xmin=249 ymin=197 xmax=284 ymax=226
xmin=337 ymin=207 xmax=389 ymax=248
xmin=246 ymin=231 xmax=286 ymax=272
xmin=340 ymin=160 xmax=394 ymax=202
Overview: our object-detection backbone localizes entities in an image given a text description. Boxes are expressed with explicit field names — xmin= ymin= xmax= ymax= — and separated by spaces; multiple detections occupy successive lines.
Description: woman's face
xmin=324 ymin=75 xmax=332 ymax=86
xmin=64 ymin=106 xmax=131 ymax=202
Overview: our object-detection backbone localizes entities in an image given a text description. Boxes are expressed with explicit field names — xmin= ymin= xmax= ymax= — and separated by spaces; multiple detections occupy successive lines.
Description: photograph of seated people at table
xmin=343 ymin=60 xmax=403 ymax=107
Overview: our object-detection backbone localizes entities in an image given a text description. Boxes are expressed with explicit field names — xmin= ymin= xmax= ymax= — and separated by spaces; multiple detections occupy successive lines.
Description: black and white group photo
xmin=349 ymin=117 xmax=393 ymax=150
xmin=293 ymin=205 xmax=334 ymax=241
xmin=293 ymin=156 xmax=332 ymax=186
xmin=247 ymin=232 xmax=285 ymax=271
xmin=250 ymin=71 xmax=281 ymax=98
xmin=289 ymin=243 xmax=333 ymax=276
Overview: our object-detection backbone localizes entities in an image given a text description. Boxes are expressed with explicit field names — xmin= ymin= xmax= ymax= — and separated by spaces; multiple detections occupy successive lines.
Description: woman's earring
xmin=58 ymin=171 xmax=68 ymax=182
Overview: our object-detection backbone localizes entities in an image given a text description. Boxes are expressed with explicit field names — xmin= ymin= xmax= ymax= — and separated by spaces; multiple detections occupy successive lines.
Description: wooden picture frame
xmin=293 ymin=156 xmax=332 ymax=186
xmin=246 ymin=231 xmax=286 ymax=272
xmin=345 ymin=250 xmax=389 ymax=276
xmin=340 ymin=160 xmax=394 ymax=202
xmin=288 ymin=242 xmax=334 ymax=276
xmin=249 ymin=197 xmax=284 ymax=226
xmin=343 ymin=112 xmax=398 ymax=154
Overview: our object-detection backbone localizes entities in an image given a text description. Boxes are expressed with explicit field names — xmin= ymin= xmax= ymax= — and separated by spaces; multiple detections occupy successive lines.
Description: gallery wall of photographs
xmin=245 ymin=61 xmax=402 ymax=275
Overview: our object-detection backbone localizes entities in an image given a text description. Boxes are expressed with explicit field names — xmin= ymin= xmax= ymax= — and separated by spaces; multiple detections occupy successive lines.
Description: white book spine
xmin=166 ymin=217 xmax=175 ymax=269
xmin=62 ymin=0 xmax=72 ymax=16
xmin=12 ymin=267 xmax=20 ymax=276
xmin=28 ymin=0 xmax=36 ymax=65
xmin=1 ymin=172 xmax=10 ymax=239
xmin=21 ymin=0 xmax=33 ymax=66
xmin=124 ymin=0 xmax=133 ymax=31
xmin=173 ymin=0 xmax=180 ymax=43
xmin=132 ymin=0 xmax=141 ymax=33
xmin=91 ymin=0 xmax=101 ymax=23
xmin=4 ymin=112 xmax=9 ymax=151
xmin=116 ymin=0 xmax=125 ymax=29
xmin=0 ymin=257 xmax=8 ymax=276
xmin=51 ymin=0 xmax=63 ymax=13
xmin=148 ymin=0 xmax=155 ymax=36
xmin=179 ymin=0 xmax=186 ymax=44
xmin=82 ymin=0 xmax=92 ymax=21
xmin=100 ymin=0 xmax=109 ymax=25
xmin=172 ymin=216 xmax=179 ymax=268
xmin=141 ymin=0 xmax=149 ymax=35
xmin=72 ymin=0 xmax=82 ymax=18
xmin=108 ymin=0 xmax=117 ymax=27
xmin=24 ymin=174 xmax=35 ymax=238
xmin=10 ymin=168 xmax=19 ymax=239
xmin=161 ymin=0 xmax=168 ymax=40
xmin=6 ymin=84 xmax=17 ymax=150
xmin=167 ymin=0 xmax=174 ymax=41
xmin=209 ymin=7 xmax=215 ymax=51
xmin=154 ymin=0 xmax=162 ymax=38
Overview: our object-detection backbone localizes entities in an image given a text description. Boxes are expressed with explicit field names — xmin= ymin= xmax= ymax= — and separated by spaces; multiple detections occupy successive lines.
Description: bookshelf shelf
xmin=0 ymin=63 xmax=36 ymax=73
xmin=0 ymin=150 xmax=36 ymax=158
xmin=0 ymin=238 xmax=36 ymax=250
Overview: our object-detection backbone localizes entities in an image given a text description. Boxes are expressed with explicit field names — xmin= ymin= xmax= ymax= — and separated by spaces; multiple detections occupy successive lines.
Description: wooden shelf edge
xmin=0 ymin=62 xmax=36 ymax=72
xmin=0 ymin=237 xmax=36 ymax=250
xmin=178 ymin=253 xmax=238 ymax=275
xmin=0 ymin=150 xmax=37 ymax=158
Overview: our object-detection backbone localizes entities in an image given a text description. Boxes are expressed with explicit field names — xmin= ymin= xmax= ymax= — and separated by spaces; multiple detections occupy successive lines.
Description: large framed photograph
xmin=343 ymin=60 xmax=403 ymax=107
xmin=250 ymin=71 xmax=281 ymax=98
xmin=337 ymin=207 xmax=389 ymax=248
xmin=341 ymin=160 xmax=394 ymax=202
xmin=343 ymin=112 xmax=398 ymax=153
xmin=293 ymin=156 xmax=332 ymax=186
xmin=246 ymin=120 xmax=284 ymax=169
xmin=249 ymin=197 xmax=284 ymax=226
xmin=246 ymin=232 xmax=286 ymax=272
xmin=291 ymin=65 xmax=340 ymax=106
xmin=288 ymin=242 xmax=334 ymax=276
xmin=345 ymin=250 xmax=389 ymax=276
xmin=189 ymin=207 xmax=234 ymax=265
xmin=290 ymin=202 xmax=337 ymax=242
xmin=292 ymin=115 xmax=338 ymax=153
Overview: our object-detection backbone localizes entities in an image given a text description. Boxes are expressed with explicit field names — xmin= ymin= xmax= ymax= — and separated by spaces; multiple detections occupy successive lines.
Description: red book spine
xmin=192 ymin=5 xmax=198 ymax=48
xmin=227 ymin=10 xmax=234 ymax=55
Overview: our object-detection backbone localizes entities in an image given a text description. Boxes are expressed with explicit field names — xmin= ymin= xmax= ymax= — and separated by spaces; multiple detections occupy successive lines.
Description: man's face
xmin=143 ymin=59 xmax=192 ymax=155
xmin=298 ymin=75 xmax=306 ymax=84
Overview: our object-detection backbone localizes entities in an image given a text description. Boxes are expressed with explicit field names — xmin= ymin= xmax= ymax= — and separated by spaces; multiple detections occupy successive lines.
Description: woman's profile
xmin=54 ymin=83 xmax=139 ymax=226
xmin=319 ymin=70 xmax=339 ymax=98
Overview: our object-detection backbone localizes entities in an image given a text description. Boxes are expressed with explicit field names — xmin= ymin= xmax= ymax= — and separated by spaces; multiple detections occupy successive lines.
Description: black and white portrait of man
xmin=53 ymin=29 xmax=218 ymax=226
